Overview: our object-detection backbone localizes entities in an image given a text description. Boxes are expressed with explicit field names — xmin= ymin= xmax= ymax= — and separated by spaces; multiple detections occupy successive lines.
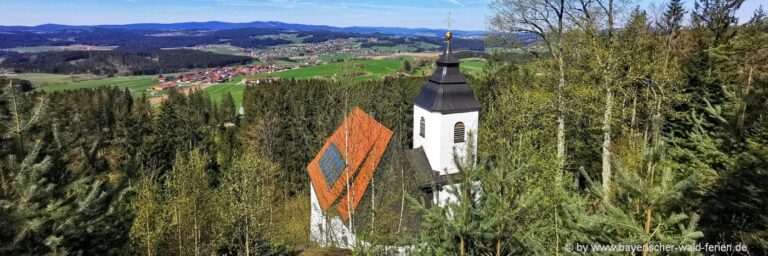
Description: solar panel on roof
xmin=319 ymin=143 xmax=345 ymax=187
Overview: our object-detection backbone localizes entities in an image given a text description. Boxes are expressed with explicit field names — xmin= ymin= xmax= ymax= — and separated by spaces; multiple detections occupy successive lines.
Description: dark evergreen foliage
xmin=1 ymin=49 xmax=253 ymax=76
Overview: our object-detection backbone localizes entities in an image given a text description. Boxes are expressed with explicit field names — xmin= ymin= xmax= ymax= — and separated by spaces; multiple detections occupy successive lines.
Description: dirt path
xmin=147 ymin=84 xmax=212 ymax=104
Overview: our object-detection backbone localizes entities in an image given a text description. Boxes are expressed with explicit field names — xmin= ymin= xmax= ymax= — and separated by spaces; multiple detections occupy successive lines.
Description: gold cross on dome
xmin=443 ymin=11 xmax=454 ymax=31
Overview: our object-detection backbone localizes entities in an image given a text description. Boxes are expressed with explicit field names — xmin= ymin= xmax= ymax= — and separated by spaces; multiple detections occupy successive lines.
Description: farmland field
xmin=4 ymin=73 xmax=104 ymax=86
xmin=412 ymin=58 xmax=485 ymax=76
xmin=460 ymin=58 xmax=486 ymax=74
xmin=318 ymin=52 xmax=355 ymax=63
xmin=371 ymin=45 xmax=418 ymax=53
xmin=248 ymin=59 xmax=402 ymax=81
xmin=198 ymin=44 xmax=247 ymax=56
xmin=39 ymin=75 xmax=157 ymax=94
xmin=26 ymin=58 xmax=478 ymax=107
xmin=203 ymin=83 xmax=245 ymax=108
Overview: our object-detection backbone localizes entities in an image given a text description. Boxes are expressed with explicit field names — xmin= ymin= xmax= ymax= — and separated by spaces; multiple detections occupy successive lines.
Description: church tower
xmin=412 ymin=31 xmax=481 ymax=175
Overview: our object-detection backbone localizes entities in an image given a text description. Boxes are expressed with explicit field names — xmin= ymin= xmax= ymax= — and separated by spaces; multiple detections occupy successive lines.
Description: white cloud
xmin=444 ymin=0 xmax=464 ymax=6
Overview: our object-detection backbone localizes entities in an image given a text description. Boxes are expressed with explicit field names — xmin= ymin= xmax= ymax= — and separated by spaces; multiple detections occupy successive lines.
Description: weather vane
xmin=444 ymin=11 xmax=454 ymax=41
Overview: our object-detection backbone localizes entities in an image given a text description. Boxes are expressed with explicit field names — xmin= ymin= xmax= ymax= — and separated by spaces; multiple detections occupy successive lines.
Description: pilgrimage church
xmin=307 ymin=30 xmax=482 ymax=249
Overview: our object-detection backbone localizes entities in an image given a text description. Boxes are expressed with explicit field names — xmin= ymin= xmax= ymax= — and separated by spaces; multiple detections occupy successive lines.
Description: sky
xmin=0 ymin=0 xmax=764 ymax=30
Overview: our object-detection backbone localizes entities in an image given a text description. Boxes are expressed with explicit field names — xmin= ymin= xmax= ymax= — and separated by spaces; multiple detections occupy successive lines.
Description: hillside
xmin=0 ymin=21 xmax=487 ymax=37
xmin=0 ymin=49 xmax=253 ymax=76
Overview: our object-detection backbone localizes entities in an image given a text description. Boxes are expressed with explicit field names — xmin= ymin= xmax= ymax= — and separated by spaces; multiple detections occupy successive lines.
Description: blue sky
xmin=0 ymin=0 xmax=763 ymax=30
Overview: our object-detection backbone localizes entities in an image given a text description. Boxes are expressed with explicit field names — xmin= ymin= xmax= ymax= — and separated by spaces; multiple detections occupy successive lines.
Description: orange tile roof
xmin=307 ymin=107 xmax=393 ymax=222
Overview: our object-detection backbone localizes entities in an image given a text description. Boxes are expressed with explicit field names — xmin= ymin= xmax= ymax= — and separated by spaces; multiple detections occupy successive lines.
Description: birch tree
xmin=490 ymin=0 xmax=570 ymax=175
xmin=219 ymin=151 xmax=279 ymax=255
xmin=567 ymin=0 xmax=621 ymax=200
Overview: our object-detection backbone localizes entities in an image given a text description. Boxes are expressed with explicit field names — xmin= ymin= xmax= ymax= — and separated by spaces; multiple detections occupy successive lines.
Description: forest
xmin=0 ymin=49 xmax=254 ymax=76
xmin=0 ymin=0 xmax=767 ymax=255
xmin=0 ymin=26 xmax=486 ymax=52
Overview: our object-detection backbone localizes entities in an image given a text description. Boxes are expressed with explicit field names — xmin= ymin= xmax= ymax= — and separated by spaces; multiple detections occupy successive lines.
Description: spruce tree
xmin=661 ymin=0 xmax=686 ymax=35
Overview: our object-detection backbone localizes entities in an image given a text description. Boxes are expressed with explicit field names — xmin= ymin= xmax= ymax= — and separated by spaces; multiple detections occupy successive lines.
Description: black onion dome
xmin=413 ymin=40 xmax=481 ymax=114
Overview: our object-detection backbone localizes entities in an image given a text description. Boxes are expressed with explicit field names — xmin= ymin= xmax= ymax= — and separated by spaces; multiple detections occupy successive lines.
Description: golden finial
xmin=444 ymin=11 xmax=454 ymax=41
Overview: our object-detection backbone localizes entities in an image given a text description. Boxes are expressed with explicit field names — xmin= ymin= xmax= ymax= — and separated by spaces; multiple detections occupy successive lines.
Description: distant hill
xmin=0 ymin=21 xmax=487 ymax=37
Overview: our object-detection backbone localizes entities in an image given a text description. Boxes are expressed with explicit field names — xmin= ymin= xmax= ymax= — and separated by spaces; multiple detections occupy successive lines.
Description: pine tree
xmin=0 ymin=142 xmax=55 ymax=254
xmin=661 ymin=0 xmax=686 ymax=35
xmin=219 ymin=92 xmax=236 ymax=124
xmin=1 ymin=81 xmax=47 ymax=156
xmin=581 ymin=118 xmax=703 ymax=255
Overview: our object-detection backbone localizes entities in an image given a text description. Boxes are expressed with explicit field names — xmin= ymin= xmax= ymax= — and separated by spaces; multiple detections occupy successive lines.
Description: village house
xmin=241 ymin=77 xmax=278 ymax=85
xmin=148 ymin=81 xmax=179 ymax=91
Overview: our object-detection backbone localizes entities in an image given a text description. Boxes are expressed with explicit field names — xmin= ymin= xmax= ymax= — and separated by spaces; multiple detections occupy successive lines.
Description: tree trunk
xmin=370 ymin=174 xmax=376 ymax=236
xmin=397 ymin=165 xmax=405 ymax=233
xmin=643 ymin=162 xmax=656 ymax=256
xmin=556 ymin=55 xmax=567 ymax=176
xmin=738 ymin=68 xmax=753 ymax=130
xmin=245 ymin=216 xmax=250 ymax=256
xmin=601 ymin=85 xmax=613 ymax=200
xmin=176 ymin=207 xmax=182 ymax=255
xmin=643 ymin=207 xmax=653 ymax=256
xmin=630 ymin=95 xmax=637 ymax=138
xmin=146 ymin=219 xmax=152 ymax=256
xmin=496 ymin=238 xmax=502 ymax=256
xmin=194 ymin=213 xmax=200 ymax=256
xmin=460 ymin=236 xmax=466 ymax=256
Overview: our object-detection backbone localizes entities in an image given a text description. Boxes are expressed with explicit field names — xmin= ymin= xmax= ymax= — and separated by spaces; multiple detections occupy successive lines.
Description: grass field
xmin=460 ymin=58 xmax=486 ymax=75
xmin=203 ymin=83 xmax=245 ymax=108
xmin=4 ymin=73 xmax=106 ymax=86
xmin=248 ymin=59 xmax=402 ymax=81
xmin=372 ymin=45 xmax=418 ymax=53
xmin=202 ymin=44 xmax=246 ymax=56
xmin=39 ymin=75 xmax=157 ymax=94
xmin=412 ymin=58 xmax=486 ymax=76
xmin=205 ymin=59 xmax=404 ymax=106
xmin=319 ymin=52 xmax=355 ymax=63
xmin=26 ymin=58 xmax=479 ymax=108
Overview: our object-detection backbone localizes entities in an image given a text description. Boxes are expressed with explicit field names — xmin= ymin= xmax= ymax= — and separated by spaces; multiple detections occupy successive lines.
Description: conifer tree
xmin=1 ymin=81 xmax=47 ymax=156
xmin=661 ymin=0 xmax=687 ymax=35
xmin=584 ymin=117 xmax=703 ymax=256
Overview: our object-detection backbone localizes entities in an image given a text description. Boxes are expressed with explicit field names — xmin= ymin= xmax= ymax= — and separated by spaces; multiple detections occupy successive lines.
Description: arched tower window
xmin=419 ymin=117 xmax=425 ymax=138
xmin=454 ymin=122 xmax=465 ymax=143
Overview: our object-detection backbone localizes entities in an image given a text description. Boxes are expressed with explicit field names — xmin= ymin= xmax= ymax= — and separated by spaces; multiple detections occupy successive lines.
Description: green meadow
xmin=460 ymin=58 xmax=486 ymax=75
xmin=247 ymin=59 xmax=403 ymax=81
xmin=39 ymin=75 xmax=157 ymax=94
xmin=5 ymin=73 xmax=100 ymax=86
xmin=26 ymin=58 xmax=482 ymax=107
xmin=203 ymin=83 xmax=246 ymax=108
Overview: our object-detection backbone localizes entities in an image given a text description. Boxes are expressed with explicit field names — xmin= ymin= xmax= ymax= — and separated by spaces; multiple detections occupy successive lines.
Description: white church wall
xmin=434 ymin=181 xmax=483 ymax=217
xmin=310 ymin=184 xmax=417 ymax=255
xmin=438 ymin=111 xmax=478 ymax=175
xmin=413 ymin=106 xmax=444 ymax=171
xmin=310 ymin=184 xmax=356 ymax=249
xmin=413 ymin=106 xmax=478 ymax=175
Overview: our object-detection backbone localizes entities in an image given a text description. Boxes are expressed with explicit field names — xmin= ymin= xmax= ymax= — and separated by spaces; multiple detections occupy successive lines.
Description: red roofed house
xmin=148 ymin=81 xmax=178 ymax=91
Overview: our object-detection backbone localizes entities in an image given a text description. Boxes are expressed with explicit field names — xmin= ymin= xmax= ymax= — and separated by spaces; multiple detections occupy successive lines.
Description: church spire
xmin=412 ymin=27 xmax=480 ymax=114
xmin=445 ymin=31 xmax=453 ymax=53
